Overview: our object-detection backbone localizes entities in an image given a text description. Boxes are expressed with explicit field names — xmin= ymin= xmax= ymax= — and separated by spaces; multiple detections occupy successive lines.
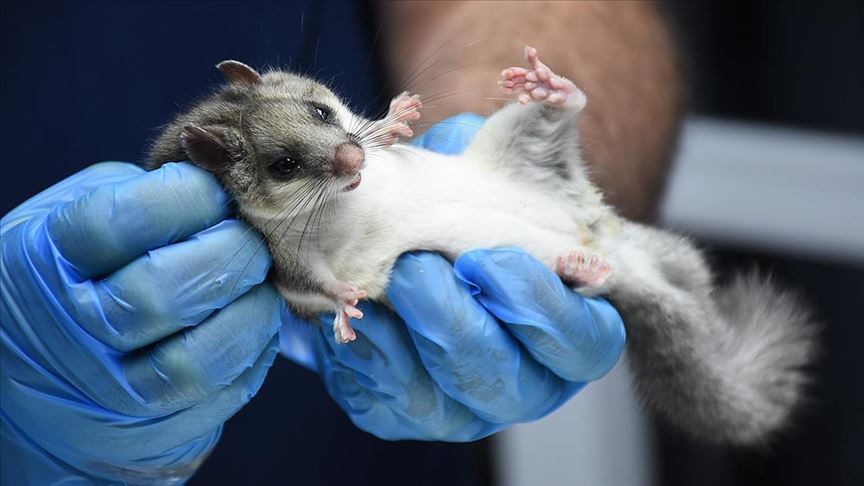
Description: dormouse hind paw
xmin=499 ymin=46 xmax=586 ymax=110
xmin=556 ymin=251 xmax=611 ymax=297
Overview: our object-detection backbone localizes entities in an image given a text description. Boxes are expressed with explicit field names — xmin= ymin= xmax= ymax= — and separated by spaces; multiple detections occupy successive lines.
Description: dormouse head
xmin=178 ymin=60 xmax=368 ymax=218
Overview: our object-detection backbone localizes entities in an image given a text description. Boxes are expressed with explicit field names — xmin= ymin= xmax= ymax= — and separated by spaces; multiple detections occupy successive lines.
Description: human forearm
xmin=378 ymin=1 xmax=682 ymax=220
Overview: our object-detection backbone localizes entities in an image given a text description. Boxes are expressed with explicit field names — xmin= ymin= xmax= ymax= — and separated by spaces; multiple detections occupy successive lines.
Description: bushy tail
xmin=614 ymin=271 xmax=818 ymax=444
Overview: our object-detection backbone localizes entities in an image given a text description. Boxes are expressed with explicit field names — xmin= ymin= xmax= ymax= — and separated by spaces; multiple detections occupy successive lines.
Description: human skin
xmin=377 ymin=1 xmax=682 ymax=221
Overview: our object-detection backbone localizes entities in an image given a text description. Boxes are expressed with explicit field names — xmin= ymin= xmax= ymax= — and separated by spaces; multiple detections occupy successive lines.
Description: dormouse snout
xmin=334 ymin=142 xmax=365 ymax=176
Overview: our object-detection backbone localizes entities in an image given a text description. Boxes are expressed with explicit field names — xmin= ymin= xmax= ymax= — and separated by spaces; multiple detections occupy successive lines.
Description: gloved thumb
xmin=454 ymin=248 xmax=625 ymax=382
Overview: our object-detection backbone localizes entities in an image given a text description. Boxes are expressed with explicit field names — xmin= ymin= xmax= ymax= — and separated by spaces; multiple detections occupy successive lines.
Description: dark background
xmin=660 ymin=3 xmax=863 ymax=486
xmin=664 ymin=1 xmax=863 ymax=135
xmin=2 ymin=1 xmax=862 ymax=485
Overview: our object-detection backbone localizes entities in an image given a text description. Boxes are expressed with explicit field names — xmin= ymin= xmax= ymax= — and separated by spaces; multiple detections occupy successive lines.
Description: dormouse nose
xmin=334 ymin=142 xmax=365 ymax=176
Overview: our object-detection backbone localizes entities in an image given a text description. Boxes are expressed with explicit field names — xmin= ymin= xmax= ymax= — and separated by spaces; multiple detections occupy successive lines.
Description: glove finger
xmin=3 ymin=336 xmax=279 ymax=473
xmin=316 ymin=303 xmax=498 ymax=441
xmin=110 ymin=338 xmax=280 ymax=467
xmin=411 ymin=113 xmax=485 ymax=155
xmin=2 ymin=162 xmax=144 ymax=232
xmin=122 ymin=283 xmax=282 ymax=413
xmin=47 ymin=162 xmax=230 ymax=278
xmin=454 ymin=248 xmax=626 ymax=382
xmin=88 ymin=219 xmax=270 ymax=351
xmin=278 ymin=306 xmax=321 ymax=372
xmin=387 ymin=252 xmax=570 ymax=424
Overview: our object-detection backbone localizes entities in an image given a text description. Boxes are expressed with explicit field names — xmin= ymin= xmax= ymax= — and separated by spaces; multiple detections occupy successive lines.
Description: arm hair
xmin=377 ymin=1 xmax=683 ymax=221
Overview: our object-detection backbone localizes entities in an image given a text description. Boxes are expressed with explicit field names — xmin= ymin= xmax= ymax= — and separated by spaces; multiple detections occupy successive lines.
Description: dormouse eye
xmin=314 ymin=104 xmax=332 ymax=122
xmin=269 ymin=156 xmax=302 ymax=179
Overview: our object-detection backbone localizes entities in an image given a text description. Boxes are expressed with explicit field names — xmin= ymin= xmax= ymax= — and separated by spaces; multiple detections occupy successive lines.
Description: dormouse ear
xmin=216 ymin=60 xmax=263 ymax=85
xmin=181 ymin=125 xmax=241 ymax=171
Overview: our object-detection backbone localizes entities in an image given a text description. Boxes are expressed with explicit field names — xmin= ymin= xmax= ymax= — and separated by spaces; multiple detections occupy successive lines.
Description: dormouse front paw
xmin=326 ymin=281 xmax=367 ymax=344
xmin=377 ymin=92 xmax=423 ymax=146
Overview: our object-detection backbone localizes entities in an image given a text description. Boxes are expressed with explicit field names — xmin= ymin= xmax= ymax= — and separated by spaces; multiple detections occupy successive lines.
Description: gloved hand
xmin=279 ymin=114 xmax=626 ymax=440
xmin=1 ymin=162 xmax=283 ymax=484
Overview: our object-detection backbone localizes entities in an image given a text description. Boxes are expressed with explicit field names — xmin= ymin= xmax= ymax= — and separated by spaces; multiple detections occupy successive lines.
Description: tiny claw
xmin=501 ymin=45 xmax=584 ymax=108
xmin=556 ymin=250 xmax=612 ymax=289
xmin=333 ymin=312 xmax=357 ymax=344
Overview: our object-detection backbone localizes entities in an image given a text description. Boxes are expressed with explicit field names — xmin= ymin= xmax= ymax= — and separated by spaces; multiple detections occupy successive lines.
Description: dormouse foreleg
xmin=353 ymin=92 xmax=423 ymax=148
xmin=298 ymin=256 xmax=368 ymax=344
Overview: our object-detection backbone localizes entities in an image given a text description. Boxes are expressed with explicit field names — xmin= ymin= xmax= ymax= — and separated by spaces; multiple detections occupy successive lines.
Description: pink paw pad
xmin=378 ymin=92 xmax=422 ymax=146
xmin=327 ymin=282 xmax=368 ymax=344
xmin=333 ymin=309 xmax=358 ymax=344
xmin=556 ymin=251 xmax=611 ymax=288
xmin=499 ymin=46 xmax=585 ymax=109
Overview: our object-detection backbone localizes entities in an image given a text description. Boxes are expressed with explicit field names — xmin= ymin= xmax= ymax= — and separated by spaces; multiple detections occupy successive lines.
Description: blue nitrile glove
xmin=279 ymin=114 xmax=626 ymax=440
xmin=1 ymin=162 xmax=283 ymax=484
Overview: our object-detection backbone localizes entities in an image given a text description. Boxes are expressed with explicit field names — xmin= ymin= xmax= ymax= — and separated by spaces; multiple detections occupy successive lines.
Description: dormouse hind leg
xmin=464 ymin=46 xmax=588 ymax=186
xmin=501 ymin=46 xmax=586 ymax=110
xmin=556 ymin=251 xmax=612 ymax=297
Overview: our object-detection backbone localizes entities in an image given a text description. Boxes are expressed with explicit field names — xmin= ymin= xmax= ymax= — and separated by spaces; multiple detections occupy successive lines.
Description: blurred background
xmin=653 ymin=4 xmax=863 ymax=486
xmin=2 ymin=2 xmax=862 ymax=485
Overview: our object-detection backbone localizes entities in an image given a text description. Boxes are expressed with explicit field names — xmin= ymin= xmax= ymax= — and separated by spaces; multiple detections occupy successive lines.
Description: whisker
xmin=425 ymin=60 xmax=491 ymax=84
xmin=213 ymin=177 xmax=319 ymax=278
xmin=359 ymin=17 xmax=385 ymax=95
xmin=225 ymin=177 xmax=326 ymax=295
xmin=391 ymin=20 xmax=477 ymax=94
xmin=297 ymin=179 xmax=333 ymax=254
xmin=309 ymin=182 xmax=338 ymax=254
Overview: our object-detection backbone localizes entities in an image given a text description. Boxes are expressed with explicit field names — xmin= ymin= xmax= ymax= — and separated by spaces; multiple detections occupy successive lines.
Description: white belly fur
xmin=312 ymin=146 xmax=600 ymax=301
